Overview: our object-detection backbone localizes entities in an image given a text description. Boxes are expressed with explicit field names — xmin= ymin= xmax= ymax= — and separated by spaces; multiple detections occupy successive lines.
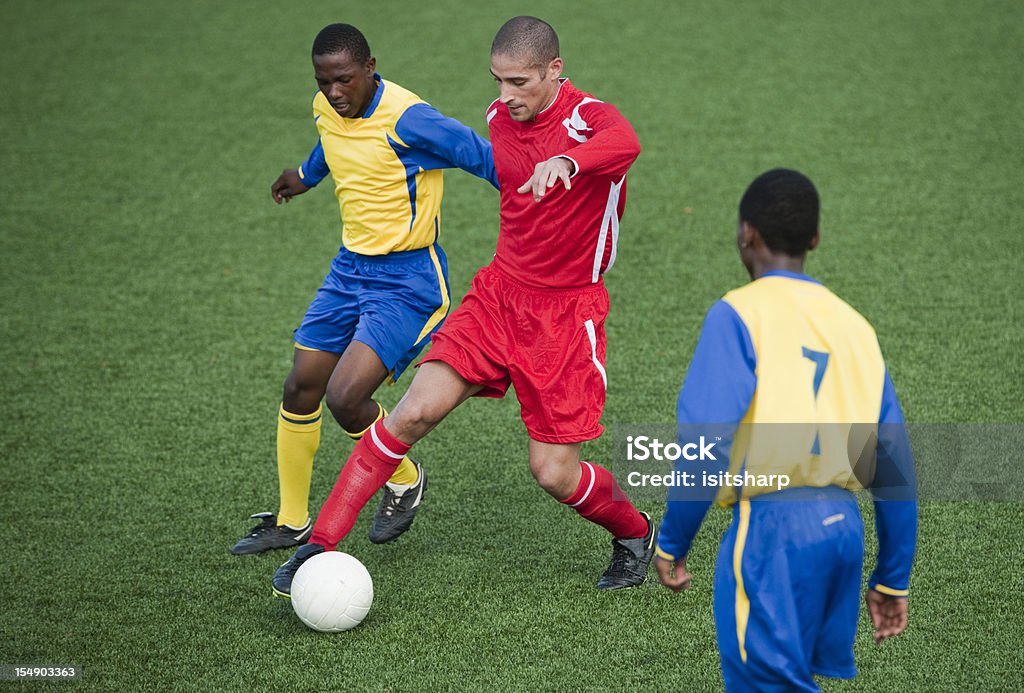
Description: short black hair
xmin=312 ymin=23 xmax=371 ymax=64
xmin=739 ymin=168 xmax=820 ymax=256
xmin=491 ymin=16 xmax=559 ymax=67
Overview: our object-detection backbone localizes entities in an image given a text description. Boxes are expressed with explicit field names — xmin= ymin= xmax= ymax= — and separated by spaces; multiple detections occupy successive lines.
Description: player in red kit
xmin=273 ymin=16 xmax=655 ymax=595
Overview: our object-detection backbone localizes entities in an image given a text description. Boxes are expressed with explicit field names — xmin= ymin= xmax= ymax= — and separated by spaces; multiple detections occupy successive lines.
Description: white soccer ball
xmin=290 ymin=552 xmax=374 ymax=632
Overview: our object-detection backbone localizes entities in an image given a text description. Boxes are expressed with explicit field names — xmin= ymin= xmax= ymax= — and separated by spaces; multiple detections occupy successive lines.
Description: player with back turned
xmin=656 ymin=169 xmax=918 ymax=691
xmin=231 ymin=24 xmax=498 ymax=555
xmin=272 ymin=16 xmax=657 ymax=595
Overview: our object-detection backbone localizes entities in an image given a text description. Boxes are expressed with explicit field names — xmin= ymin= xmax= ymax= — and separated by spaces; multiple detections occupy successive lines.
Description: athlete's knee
xmin=282 ymin=371 xmax=326 ymax=414
xmin=324 ymin=385 xmax=370 ymax=432
xmin=386 ymin=397 xmax=441 ymax=443
xmin=529 ymin=457 xmax=578 ymax=499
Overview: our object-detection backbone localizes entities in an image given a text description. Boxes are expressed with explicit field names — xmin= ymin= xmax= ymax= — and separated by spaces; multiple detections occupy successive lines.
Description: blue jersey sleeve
xmin=297 ymin=140 xmax=329 ymax=187
xmin=868 ymin=369 xmax=918 ymax=595
xmin=394 ymin=103 xmax=499 ymax=189
xmin=658 ymin=300 xmax=757 ymax=560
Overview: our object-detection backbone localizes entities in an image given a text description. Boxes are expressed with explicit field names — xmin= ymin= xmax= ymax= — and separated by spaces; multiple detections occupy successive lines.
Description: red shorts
xmin=421 ymin=264 xmax=610 ymax=444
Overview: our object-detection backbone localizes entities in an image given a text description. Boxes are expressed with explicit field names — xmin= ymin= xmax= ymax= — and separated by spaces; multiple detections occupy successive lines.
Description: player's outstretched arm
xmin=392 ymin=104 xmax=499 ymax=189
xmin=271 ymin=169 xmax=310 ymax=204
xmin=865 ymin=589 xmax=909 ymax=644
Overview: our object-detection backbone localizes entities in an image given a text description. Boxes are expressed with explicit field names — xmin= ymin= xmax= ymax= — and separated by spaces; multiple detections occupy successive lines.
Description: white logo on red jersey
xmin=562 ymin=97 xmax=602 ymax=143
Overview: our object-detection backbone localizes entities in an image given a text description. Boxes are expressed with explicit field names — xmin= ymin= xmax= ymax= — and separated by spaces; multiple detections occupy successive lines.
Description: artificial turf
xmin=1 ymin=0 xmax=1022 ymax=690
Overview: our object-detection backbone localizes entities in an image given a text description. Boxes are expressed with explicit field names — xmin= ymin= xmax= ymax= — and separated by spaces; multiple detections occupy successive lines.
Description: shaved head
xmin=491 ymin=16 xmax=559 ymax=68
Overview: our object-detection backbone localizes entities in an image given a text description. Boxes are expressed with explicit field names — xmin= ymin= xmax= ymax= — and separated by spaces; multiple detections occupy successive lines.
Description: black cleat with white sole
xmin=369 ymin=460 xmax=427 ymax=544
xmin=231 ymin=512 xmax=312 ymax=555
xmin=596 ymin=512 xmax=658 ymax=590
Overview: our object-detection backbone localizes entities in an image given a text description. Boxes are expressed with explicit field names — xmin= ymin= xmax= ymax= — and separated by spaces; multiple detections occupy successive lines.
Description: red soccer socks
xmin=309 ymin=420 xmax=410 ymax=550
xmin=561 ymin=461 xmax=648 ymax=539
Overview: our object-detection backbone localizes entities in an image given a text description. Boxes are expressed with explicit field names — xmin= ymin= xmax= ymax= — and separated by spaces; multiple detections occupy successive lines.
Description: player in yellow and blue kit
xmin=232 ymin=24 xmax=498 ymax=555
xmin=655 ymin=169 xmax=917 ymax=691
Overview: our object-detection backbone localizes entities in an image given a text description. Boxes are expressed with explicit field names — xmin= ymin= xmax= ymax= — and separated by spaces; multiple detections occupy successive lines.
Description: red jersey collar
xmin=531 ymin=78 xmax=571 ymax=123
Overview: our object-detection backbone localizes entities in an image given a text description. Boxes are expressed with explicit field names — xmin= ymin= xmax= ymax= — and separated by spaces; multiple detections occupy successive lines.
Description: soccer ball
xmin=290 ymin=552 xmax=374 ymax=632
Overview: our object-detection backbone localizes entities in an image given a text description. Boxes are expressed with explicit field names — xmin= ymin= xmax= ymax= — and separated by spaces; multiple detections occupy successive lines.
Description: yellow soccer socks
xmin=276 ymin=404 xmax=322 ymax=528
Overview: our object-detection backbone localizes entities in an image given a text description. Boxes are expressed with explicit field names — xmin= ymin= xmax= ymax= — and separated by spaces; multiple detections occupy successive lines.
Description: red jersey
xmin=486 ymin=79 xmax=641 ymax=289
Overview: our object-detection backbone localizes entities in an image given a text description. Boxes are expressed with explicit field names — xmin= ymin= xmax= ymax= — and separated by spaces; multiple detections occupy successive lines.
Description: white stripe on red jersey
xmin=592 ymin=177 xmax=624 ymax=283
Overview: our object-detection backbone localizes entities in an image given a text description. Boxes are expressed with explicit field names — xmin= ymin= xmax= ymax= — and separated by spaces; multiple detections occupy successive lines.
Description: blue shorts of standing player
xmin=713 ymin=486 xmax=864 ymax=691
xmin=294 ymin=242 xmax=450 ymax=381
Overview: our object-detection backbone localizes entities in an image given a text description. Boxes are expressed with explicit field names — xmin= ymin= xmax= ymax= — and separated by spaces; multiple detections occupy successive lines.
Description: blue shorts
xmin=293 ymin=243 xmax=450 ymax=381
xmin=714 ymin=486 xmax=864 ymax=692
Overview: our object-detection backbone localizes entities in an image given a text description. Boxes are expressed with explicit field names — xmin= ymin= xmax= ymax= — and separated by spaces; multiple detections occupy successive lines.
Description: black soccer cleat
xmin=369 ymin=460 xmax=427 ymax=544
xmin=231 ymin=512 xmax=312 ymax=555
xmin=271 ymin=543 xmax=326 ymax=598
xmin=596 ymin=512 xmax=658 ymax=590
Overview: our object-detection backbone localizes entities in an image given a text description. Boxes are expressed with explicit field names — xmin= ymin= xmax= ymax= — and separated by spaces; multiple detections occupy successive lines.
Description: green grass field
xmin=2 ymin=0 xmax=1022 ymax=690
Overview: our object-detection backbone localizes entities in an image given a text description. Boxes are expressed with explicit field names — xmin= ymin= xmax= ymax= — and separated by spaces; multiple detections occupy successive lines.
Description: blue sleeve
xmin=868 ymin=369 xmax=918 ymax=594
xmin=298 ymin=140 xmax=329 ymax=187
xmin=657 ymin=300 xmax=757 ymax=560
xmin=394 ymin=103 xmax=499 ymax=189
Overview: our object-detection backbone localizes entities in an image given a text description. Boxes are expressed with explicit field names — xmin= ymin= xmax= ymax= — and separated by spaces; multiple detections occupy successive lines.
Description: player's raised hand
xmin=271 ymin=169 xmax=311 ymax=204
xmin=865 ymin=589 xmax=909 ymax=644
xmin=517 ymin=156 xmax=575 ymax=202
xmin=655 ymin=554 xmax=693 ymax=592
